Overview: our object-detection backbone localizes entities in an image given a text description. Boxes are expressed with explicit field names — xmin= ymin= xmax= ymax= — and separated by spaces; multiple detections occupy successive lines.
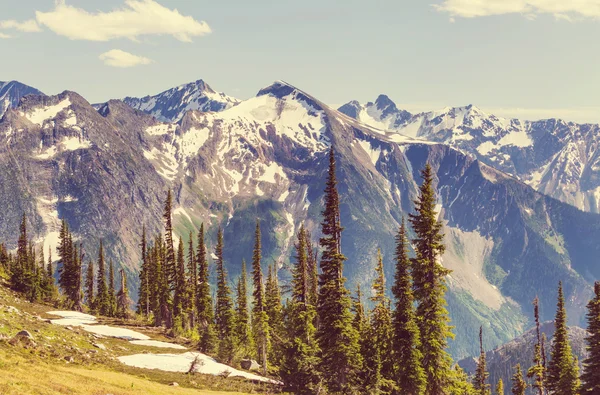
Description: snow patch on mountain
xmin=21 ymin=98 xmax=71 ymax=126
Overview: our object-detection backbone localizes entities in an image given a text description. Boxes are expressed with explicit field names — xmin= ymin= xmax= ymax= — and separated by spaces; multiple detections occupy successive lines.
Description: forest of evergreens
xmin=1 ymin=147 xmax=600 ymax=394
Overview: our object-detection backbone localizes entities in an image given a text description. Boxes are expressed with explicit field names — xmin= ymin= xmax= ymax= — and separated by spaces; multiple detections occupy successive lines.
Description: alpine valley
xmin=2 ymin=78 xmax=600 ymax=361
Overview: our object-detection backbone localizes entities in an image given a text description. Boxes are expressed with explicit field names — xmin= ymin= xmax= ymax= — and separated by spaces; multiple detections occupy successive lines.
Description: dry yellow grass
xmin=0 ymin=350 xmax=253 ymax=395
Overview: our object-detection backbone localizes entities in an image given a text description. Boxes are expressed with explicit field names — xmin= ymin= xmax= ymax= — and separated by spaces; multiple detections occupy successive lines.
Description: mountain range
xmin=1 ymin=78 xmax=599 ymax=360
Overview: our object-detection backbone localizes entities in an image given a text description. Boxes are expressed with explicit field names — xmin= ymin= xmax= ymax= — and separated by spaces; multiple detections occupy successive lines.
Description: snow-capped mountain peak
xmin=122 ymin=79 xmax=240 ymax=123
xmin=0 ymin=80 xmax=45 ymax=119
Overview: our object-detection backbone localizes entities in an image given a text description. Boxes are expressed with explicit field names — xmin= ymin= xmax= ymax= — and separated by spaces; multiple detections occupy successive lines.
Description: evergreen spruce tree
xmin=214 ymin=228 xmax=236 ymax=363
xmin=173 ymin=237 xmax=186 ymax=330
xmin=235 ymin=259 xmax=253 ymax=357
xmin=528 ymin=297 xmax=546 ymax=395
xmin=511 ymin=364 xmax=527 ymax=395
xmin=196 ymin=223 xmax=216 ymax=354
xmin=265 ymin=262 xmax=283 ymax=366
xmin=250 ymin=220 xmax=270 ymax=374
xmin=496 ymin=379 xmax=504 ymax=395
xmin=368 ymin=249 xmax=394 ymax=393
xmin=85 ymin=260 xmax=94 ymax=311
xmin=116 ymin=269 xmax=132 ymax=319
xmin=473 ymin=326 xmax=490 ymax=395
xmin=108 ymin=260 xmax=117 ymax=317
xmin=409 ymin=163 xmax=454 ymax=394
xmin=352 ymin=285 xmax=369 ymax=392
xmin=546 ymin=282 xmax=580 ymax=395
xmin=316 ymin=147 xmax=361 ymax=393
xmin=137 ymin=225 xmax=150 ymax=317
xmin=163 ymin=190 xmax=176 ymax=300
xmin=11 ymin=214 xmax=28 ymax=293
xmin=304 ymin=230 xmax=319 ymax=308
xmin=581 ymin=281 xmax=600 ymax=394
xmin=391 ymin=218 xmax=425 ymax=395
xmin=280 ymin=225 xmax=321 ymax=394
xmin=186 ymin=231 xmax=197 ymax=327
xmin=95 ymin=241 xmax=110 ymax=316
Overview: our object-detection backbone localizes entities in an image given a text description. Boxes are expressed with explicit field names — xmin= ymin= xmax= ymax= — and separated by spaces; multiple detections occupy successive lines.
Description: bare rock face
xmin=0 ymin=81 xmax=44 ymax=119
xmin=2 ymin=80 xmax=600 ymax=359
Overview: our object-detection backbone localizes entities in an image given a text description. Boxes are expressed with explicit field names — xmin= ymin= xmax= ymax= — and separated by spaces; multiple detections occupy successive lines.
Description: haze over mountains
xmin=1 ymin=77 xmax=599 ymax=359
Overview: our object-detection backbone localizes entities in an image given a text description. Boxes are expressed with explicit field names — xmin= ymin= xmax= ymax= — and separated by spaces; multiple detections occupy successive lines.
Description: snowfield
xmin=129 ymin=340 xmax=186 ymax=349
xmin=118 ymin=352 xmax=281 ymax=384
xmin=47 ymin=310 xmax=279 ymax=384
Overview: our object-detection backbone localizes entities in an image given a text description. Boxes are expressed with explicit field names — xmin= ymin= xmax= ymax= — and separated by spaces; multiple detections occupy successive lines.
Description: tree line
xmin=1 ymin=147 xmax=600 ymax=394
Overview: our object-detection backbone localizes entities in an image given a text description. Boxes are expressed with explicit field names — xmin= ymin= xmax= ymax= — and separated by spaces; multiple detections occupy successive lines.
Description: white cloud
xmin=36 ymin=0 xmax=211 ymax=42
xmin=0 ymin=19 xmax=42 ymax=33
xmin=99 ymin=49 xmax=153 ymax=68
xmin=0 ymin=32 xmax=11 ymax=39
xmin=433 ymin=0 xmax=600 ymax=21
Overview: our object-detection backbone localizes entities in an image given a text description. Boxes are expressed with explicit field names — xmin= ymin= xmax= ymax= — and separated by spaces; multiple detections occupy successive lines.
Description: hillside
xmin=0 ymin=279 xmax=276 ymax=394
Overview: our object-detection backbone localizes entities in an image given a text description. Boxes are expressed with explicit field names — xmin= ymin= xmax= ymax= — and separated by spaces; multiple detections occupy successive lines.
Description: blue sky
xmin=2 ymin=0 xmax=600 ymax=122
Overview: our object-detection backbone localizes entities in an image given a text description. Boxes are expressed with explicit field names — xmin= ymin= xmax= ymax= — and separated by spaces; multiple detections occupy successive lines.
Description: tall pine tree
xmin=235 ymin=259 xmax=253 ymax=357
xmin=546 ymin=282 xmax=580 ymax=395
xmin=95 ymin=241 xmax=110 ymax=316
xmin=367 ymin=249 xmax=394 ymax=393
xmin=85 ymin=260 xmax=94 ymax=311
xmin=214 ymin=228 xmax=236 ymax=363
xmin=316 ymin=147 xmax=361 ymax=393
xmin=280 ymin=225 xmax=321 ymax=394
xmin=528 ymin=297 xmax=546 ymax=395
xmin=251 ymin=220 xmax=270 ymax=374
xmin=391 ymin=218 xmax=425 ymax=395
xmin=581 ymin=281 xmax=600 ymax=394
xmin=196 ymin=223 xmax=216 ymax=354
xmin=473 ymin=326 xmax=490 ymax=395
xmin=511 ymin=364 xmax=527 ymax=395
xmin=408 ymin=163 xmax=453 ymax=394
xmin=137 ymin=226 xmax=150 ymax=316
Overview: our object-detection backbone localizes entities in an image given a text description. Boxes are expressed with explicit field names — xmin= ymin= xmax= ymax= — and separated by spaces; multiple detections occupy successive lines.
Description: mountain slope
xmin=122 ymin=79 xmax=239 ymax=122
xmin=0 ymin=81 xmax=44 ymax=119
xmin=339 ymin=98 xmax=600 ymax=214
xmin=458 ymin=322 xmax=588 ymax=394
xmin=2 ymin=81 xmax=600 ymax=359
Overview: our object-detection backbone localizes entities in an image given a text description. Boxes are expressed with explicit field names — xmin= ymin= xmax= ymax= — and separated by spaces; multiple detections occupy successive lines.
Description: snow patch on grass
xmin=118 ymin=351 xmax=280 ymax=384
xmin=129 ymin=340 xmax=186 ymax=349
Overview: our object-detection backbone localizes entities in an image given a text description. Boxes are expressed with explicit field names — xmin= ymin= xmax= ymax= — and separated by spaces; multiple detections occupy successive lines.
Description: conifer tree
xmin=496 ymin=379 xmax=504 ymax=395
xmin=368 ymin=249 xmax=394 ymax=392
xmin=546 ymin=282 xmax=580 ymax=395
xmin=85 ymin=260 xmax=94 ymax=310
xmin=186 ymin=231 xmax=197 ymax=327
xmin=473 ymin=326 xmax=490 ymax=395
xmin=511 ymin=364 xmax=527 ymax=395
xmin=42 ymin=247 xmax=56 ymax=300
xmin=117 ymin=269 xmax=132 ymax=319
xmin=235 ymin=259 xmax=253 ymax=355
xmin=137 ymin=226 xmax=150 ymax=316
xmin=250 ymin=220 xmax=270 ymax=374
xmin=163 ymin=190 xmax=176 ymax=295
xmin=280 ymin=225 xmax=321 ymax=394
xmin=528 ymin=297 xmax=546 ymax=395
xmin=11 ymin=214 xmax=28 ymax=293
xmin=409 ymin=163 xmax=453 ymax=394
xmin=304 ymin=230 xmax=319 ymax=308
xmin=316 ymin=147 xmax=361 ymax=393
xmin=196 ymin=223 xmax=216 ymax=353
xmin=352 ymin=285 xmax=370 ymax=392
xmin=108 ymin=259 xmax=117 ymax=317
xmin=581 ymin=281 xmax=600 ymax=394
xmin=214 ymin=228 xmax=236 ymax=363
xmin=95 ymin=241 xmax=110 ymax=316
xmin=173 ymin=237 xmax=186 ymax=328
xmin=391 ymin=218 xmax=425 ymax=395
